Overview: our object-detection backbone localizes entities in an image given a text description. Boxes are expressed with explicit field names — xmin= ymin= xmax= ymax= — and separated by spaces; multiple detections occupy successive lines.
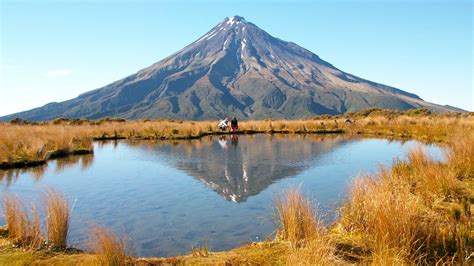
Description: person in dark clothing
xmin=230 ymin=117 xmax=239 ymax=132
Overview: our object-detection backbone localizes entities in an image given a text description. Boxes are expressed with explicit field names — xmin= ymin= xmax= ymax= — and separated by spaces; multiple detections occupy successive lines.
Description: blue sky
xmin=0 ymin=0 xmax=472 ymax=116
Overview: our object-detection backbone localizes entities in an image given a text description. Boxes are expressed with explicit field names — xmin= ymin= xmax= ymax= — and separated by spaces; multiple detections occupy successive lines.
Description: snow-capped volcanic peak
xmin=195 ymin=16 xmax=250 ymax=44
xmin=218 ymin=15 xmax=249 ymax=32
xmin=226 ymin=15 xmax=247 ymax=26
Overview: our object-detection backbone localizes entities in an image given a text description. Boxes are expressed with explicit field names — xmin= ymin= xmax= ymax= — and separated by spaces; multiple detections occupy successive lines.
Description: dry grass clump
xmin=44 ymin=189 xmax=70 ymax=249
xmin=242 ymin=119 xmax=341 ymax=133
xmin=274 ymin=187 xmax=320 ymax=248
xmin=339 ymin=133 xmax=473 ymax=264
xmin=0 ymin=125 xmax=93 ymax=167
xmin=89 ymin=226 xmax=129 ymax=265
xmin=341 ymin=172 xmax=435 ymax=263
xmin=447 ymin=131 xmax=474 ymax=180
xmin=3 ymin=194 xmax=42 ymax=249
xmin=342 ymin=110 xmax=474 ymax=142
xmin=274 ymin=187 xmax=338 ymax=264
xmin=403 ymin=146 xmax=459 ymax=199
xmin=191 ymin=245 xmax=209 ymax=257
xmin=285 ymin=234 xmax=338 ymax=265
xmin=2 ymin=189 xmax=72 ymax=252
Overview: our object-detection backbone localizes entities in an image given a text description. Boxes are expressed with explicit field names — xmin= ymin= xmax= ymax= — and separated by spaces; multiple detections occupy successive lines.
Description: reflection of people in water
xmin=218 ymin=136 xmax=228 ymax=149
xmin=217 ymin=133 xmax=239 ymax=149
xmin=230 ymin=134 xmax=239 ymax=148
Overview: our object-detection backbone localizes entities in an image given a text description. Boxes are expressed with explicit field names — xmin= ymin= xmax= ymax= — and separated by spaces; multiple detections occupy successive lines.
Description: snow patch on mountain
xmin=197 ymin=29 xmax=217 ymax=42
xmin=227 ymin=16 xmax=236 ymax=26
xmin=223 ymin=38 xmax=228 ymax=50
xmin=241 ymin=38 xmax=247 ymax=59
xmin=206 ymin=31 xmax=218 ymax=40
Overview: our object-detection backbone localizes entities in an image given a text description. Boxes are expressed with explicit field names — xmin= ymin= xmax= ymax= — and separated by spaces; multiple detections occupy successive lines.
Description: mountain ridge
xmin=0 ymin=16 xmax=462 ymax=122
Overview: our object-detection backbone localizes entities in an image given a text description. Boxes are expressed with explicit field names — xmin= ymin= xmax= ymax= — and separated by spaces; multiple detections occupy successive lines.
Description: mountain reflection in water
xmin=127 ymin=134 xmax=352 ymax=202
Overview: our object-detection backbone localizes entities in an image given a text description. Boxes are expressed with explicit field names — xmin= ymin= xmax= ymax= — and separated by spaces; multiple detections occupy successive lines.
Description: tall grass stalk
xmin=274 ymin=187 xmax=320 ymax=248
xmin=44 ymin=189 xmax=70 ymax=248
xmin=3 ymin=194 xmax=28 ymax=243
xmin=3 ymin=194 xmax=42 ymax=249
xmin=274 ymin=187 xmax=338 ymax=264
xmin=89 ymin=226 xmax=129 ymax=266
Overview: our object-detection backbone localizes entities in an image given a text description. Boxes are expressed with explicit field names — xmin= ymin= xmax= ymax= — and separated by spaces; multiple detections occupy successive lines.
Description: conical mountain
xmin=1 ymin=16 xmax=461 ymax=121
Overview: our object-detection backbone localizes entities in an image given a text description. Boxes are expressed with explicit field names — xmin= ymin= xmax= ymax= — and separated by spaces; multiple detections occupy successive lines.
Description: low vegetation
xmin=274 ymin=187 xmax=322 ymax=248
xmin=0 ymin=108 xmax=473 ymax=264
xmin=1 ymin=108 xmax=473 ymax=169
xmin=3 ymin=194 xmax=42 ymax=250
xmin=2 ymin=189 xmax=70 ymax=251
xmin=275 ymin=187 xmax=338 ymax=264
xmin=0 ymin=125 xmax=93 ymax=168
xmin=340 ymin=132 xmax=473 ymax=264
xmin=44 ymin=189 xmax=70 ymax=249
xmin=88 ymin=226 xmax=129 ymax=265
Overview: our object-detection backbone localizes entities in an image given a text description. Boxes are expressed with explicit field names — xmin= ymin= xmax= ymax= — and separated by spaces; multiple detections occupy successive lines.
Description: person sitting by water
xmin=218 ymin=117 xmax=229 ymax=131
xmin=230 ymin=117 xmax=239 ymax=131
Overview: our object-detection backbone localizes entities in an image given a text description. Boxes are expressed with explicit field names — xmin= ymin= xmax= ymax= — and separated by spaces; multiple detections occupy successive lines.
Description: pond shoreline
xmin=0 ymin=149 xmax=93 ymax=170
xmin=1 ymin=126 xmax=449 ymax=171
xmin=1 ymin=129 xmax=344 ymax=170
xmin=2 ymin=109 xmax=467 ymax=170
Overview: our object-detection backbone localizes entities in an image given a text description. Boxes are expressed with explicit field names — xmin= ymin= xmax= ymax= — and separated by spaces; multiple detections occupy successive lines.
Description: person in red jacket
xmin=230 ymin=117 xmax=239 ymax=131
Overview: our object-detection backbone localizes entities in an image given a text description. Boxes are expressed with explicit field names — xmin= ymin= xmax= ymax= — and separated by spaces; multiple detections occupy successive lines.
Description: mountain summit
xmin=1 ymin=16 xmax=460 ymax=121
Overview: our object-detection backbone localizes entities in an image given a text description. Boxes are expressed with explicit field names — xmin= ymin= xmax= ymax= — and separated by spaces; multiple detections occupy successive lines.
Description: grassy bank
xmin=336 ymin=133 xmax=473 ymax=264
xmin=0 ymin=123 xmax=473 ymax=264
xmin=1 ymin=108 xmax=473 ymax=169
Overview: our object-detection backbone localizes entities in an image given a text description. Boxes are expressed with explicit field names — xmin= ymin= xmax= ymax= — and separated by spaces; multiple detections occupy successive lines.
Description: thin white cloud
xmin=45 ymin=69 xmax=72 ymax=77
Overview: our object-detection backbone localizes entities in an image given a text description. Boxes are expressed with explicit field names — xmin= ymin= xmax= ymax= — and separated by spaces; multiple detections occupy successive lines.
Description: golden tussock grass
xmin=191 ymin=245 xmax=209 ymax=257
xmin=339 ymin=132 xmax=473 ymax=264
xmin=3 ymin=194 xmax=42 ymax=249
xmin=274 ymin=187 xmax=338 ymax=264
xmin=271 ymin=179 xmax=463 ymax=264
xmin=447 ymin=131 xmax=474 ymax=180
xmin=88 ymin=226 xmax=129 ymax=266
xmin=2 ymin=189 xmax=71 ymax=250
xmin=274 ymin=187 xmax=321 ymax=248
xmin=285 ymin=234 xmax=338 ymax=265
xmin=0 ymin=125 xmax=93 ymax=167
xmin=44 ymin=189 xmax=70 ymax=249
xmin=341 ymin=171 xmax=433 ymax=262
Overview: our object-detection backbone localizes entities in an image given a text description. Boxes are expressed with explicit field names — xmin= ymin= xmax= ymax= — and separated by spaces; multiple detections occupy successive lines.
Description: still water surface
xmin=0 ymin=134 xmax=443 ymax=257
